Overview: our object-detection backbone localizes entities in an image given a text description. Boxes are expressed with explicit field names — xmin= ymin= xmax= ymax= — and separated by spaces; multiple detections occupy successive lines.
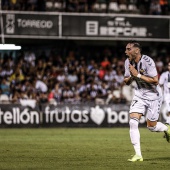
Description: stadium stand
xmin=1 ymin=0 xmax=170 ymax=105
xmin=0 ymin=42 xmax=170 ymax=105
xmin=1 ymin=0 xmax=170 ymax=15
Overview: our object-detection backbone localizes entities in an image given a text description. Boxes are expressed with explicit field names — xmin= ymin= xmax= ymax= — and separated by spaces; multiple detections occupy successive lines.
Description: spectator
xmin=48 ymin=83 xmax=62 ymax=104
xmin=11 ymin=90 xmax=20 ymax=103
xmin=155 ymin=57 xmax=164 ymax=74
xmin=138 ymin=0 xmax=151 ymax=14
xmin=27 ymin=0 xmax=37 ymax=11
xmin=78 ymin=0 xmax=88 ymax=12
xmin=101 ymin=56 xmax=111 ymax=69
xmin=9 ymin=67 xmax=25 ymax=83
xmin=66 ymin=0 xmax=79 ymax=12
xmin=32 ymin=77 xmax=48 ymax=93
xmin=0 ymin=77 xmax=10 ymax=96
xmin=114 ymin=69 xmax=124 ymax=88
xmin=103 ymin=69 xmax=115 ymax=88
xmin=66 ymin=70 xmax=78 ymax=86
xmin=57 ymin=70 xmax=66 ymax=84
xmin=38 ymin=91 xmax=48 ymax=103
xmin=149 ymin=0 xmax=161 ymax=15
xmin=61 ymin=84 xmax=74 ymax=103
xmin=159 ymin=0 xmax=169 ymax=15
xmin=24 ymin=50 xmax=36 ymax=67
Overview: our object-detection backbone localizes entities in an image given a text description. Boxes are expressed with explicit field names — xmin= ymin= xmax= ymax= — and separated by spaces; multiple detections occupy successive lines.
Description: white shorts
xmin=129 ymin=95 xmax=163 ymax=121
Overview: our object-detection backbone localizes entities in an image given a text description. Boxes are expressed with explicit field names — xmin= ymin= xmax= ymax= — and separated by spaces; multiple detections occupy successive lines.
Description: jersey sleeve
xmin=146 ymin=58 xmax=158 ymax=77
xmin=124 ymin=59 xmax=131 ymax=77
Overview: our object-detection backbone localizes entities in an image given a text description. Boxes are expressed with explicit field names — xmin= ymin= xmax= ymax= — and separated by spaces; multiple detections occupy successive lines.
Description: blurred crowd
xmin=1 ymin=0 xmax=170 ymax=15
xmin=0 ymin=44 xmax=170 ymax=105
xmin=1 ymin=1 xmax=170 ymax=105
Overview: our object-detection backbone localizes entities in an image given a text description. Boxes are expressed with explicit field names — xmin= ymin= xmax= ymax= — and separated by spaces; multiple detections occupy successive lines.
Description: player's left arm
xmin=129 ymin=64 xmax=158 ymax=85
xmin=139 ymin=75 xmax=158 ymax=85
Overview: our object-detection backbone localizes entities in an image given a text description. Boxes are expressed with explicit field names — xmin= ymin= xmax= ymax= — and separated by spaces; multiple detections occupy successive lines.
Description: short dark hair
xmin=128 ymin=40 xmax=142 ymax=52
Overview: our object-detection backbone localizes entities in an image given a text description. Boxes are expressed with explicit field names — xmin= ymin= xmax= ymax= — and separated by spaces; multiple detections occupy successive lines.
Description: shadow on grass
xmin=144 ymin=157 xmax=170 ymax=161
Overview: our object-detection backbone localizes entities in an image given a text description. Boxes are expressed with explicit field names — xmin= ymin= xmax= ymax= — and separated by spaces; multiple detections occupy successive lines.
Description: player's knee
xmin=129 ymin=118 xmax=139 ymax=129
xmin=147 ymin=126 xmax=156 ymax=132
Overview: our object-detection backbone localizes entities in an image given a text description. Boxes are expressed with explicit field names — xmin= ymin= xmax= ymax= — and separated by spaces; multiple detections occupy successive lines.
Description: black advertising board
xmin=0 ymin=103 xmax=168 ymax=128
xmin=2 ymin=12 xmax=59 ymax=38
xmin=0 ymin=104 xmax=40 ymax=127
xmin=40 ymin=103 xmax=147 ymax=127
xmin=62 ymin=15 xmax=169 ymax=39
xmin=0 ymin=103 xmax=136 ymax=128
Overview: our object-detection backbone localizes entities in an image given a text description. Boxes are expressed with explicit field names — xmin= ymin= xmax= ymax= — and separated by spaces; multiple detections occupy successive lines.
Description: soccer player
xmin=124 ymin=40 xmax=170 ymax=162
xmin=159 ymin=62 xmax=170 ymax=125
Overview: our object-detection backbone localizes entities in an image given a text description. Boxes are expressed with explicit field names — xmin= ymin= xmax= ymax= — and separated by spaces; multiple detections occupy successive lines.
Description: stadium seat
xmin=93 ymin=3 xmax=100 ymax=12
xmin=0 ymin=94 xmax=9 ymax=103
xmin=100 ymin=3 xmax=107 ymax=12
xmin=108 ymin=2 xmax=119 ymax=12
xmin=119 ymin=4 xmax=127 ymax=12
xmin=54 ymin=2 xmax=62 ymax=11
xmin=128 ymin=4 xmax=138 ymax=13
xmin=45 ymin=1 xmax=53 ymax=11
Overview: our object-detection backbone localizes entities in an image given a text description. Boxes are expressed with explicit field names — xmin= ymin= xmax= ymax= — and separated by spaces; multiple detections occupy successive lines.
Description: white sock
xmin=148 ymin=122 xmax=168 ymax=132
xmin=129 ymin=118 xmax=142 ymax=156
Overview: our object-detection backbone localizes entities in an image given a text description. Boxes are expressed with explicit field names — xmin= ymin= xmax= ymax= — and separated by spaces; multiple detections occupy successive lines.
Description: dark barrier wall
xmin=1 ymin=11 xmax=170 ymax=42
xmin=0 ymin=103 xmax=148 ymax=128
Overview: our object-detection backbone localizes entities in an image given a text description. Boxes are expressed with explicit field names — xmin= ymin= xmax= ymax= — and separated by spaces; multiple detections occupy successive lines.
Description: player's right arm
xmin=124 ymin=59 xmax=133 ymax=85
xmin=124 ymin=76 xmax=133 ymax=85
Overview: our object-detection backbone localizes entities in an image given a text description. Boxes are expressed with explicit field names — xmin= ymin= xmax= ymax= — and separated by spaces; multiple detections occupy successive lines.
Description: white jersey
xmin=159 ymin=71 xmax=170 ymax=99
xmin=124 ymin=55 xmax=162 ymax=100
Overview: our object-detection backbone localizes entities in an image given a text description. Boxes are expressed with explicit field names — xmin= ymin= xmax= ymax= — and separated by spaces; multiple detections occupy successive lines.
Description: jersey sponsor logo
xmin=139 ymin=69 xmax=145 ymax=74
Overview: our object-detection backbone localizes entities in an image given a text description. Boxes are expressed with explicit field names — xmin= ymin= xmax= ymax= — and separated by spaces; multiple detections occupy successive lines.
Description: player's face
xmin=125 ymin=43 xmax=138 ymax=62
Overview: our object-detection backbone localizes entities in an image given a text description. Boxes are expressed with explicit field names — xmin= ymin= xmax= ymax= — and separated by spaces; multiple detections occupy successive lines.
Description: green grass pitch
xmin=0 ymin=128 xmax=170 ymax=170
